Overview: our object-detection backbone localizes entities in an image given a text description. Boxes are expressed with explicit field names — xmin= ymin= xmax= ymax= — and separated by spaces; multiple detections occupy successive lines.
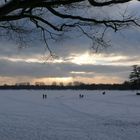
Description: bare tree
xmin=0 ymin=0 xmax=140 ymax=55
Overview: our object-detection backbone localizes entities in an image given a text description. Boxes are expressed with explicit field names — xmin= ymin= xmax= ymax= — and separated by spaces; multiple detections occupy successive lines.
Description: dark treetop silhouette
xmin=0 ymin=0 xmax=140 ymax=55
xmin=129 ymin=65 xmax=140 ymax=89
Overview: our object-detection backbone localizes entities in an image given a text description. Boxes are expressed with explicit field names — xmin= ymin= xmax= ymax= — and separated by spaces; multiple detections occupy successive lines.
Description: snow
xmin=0 ymin=90 xmax=140 ymax=140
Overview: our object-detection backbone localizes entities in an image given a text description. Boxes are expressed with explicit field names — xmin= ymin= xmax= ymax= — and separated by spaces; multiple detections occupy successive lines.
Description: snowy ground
xmin=0 ymin=90 xmax=140 ymax=140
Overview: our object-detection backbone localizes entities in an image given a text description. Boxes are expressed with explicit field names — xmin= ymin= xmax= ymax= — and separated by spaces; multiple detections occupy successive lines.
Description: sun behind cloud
xmin=69 ymin=52 xmax=96 ymax=65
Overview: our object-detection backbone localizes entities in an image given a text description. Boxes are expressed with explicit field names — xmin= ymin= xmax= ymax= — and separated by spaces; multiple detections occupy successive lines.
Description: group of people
xmin=43 ymin=94 xmax=47 ymax=99
xmin=79 ymin=94 xmax=84 ymax=98
xmin=42 ymin=91 xmax=106 ymax=99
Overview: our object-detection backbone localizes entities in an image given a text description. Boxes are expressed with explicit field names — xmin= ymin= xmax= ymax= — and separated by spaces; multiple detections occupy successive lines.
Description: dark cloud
xmin=0 ymin=59 xmax=68 ymax=77
xmin=0 ymin=41 xmax=46 ymax=57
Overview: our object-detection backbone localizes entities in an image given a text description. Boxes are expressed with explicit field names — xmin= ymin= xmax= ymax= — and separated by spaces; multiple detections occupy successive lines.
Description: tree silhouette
xmin=1 ymin=0 xmax=140 ymax=54
xmin=129 ymin=65 xmax=140 ymax=89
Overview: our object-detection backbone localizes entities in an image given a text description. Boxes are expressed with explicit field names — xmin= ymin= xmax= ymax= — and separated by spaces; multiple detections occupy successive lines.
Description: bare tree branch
xmin=0 ymin=0 xmax=140 ymax=56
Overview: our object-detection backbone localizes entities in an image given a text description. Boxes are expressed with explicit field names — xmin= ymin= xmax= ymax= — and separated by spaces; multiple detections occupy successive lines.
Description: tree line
xmin=0 ymin=82 xmax=138 ymax=90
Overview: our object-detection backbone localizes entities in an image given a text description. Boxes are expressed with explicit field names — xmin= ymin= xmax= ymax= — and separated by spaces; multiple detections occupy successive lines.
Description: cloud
xmin=0 ymin=57 xmax=131 ymax=82
xmin=0 ymin=59 xmax=69 ymax=77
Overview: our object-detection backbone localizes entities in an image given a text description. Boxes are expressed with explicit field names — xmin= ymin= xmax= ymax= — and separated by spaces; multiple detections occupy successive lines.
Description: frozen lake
xmin=0 ymin=90 xmax=140 ymax=140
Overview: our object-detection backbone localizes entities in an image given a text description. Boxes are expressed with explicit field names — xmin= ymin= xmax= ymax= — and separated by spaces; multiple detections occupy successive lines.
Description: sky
xmin=0 ymin=0 xmax=140 ymax=85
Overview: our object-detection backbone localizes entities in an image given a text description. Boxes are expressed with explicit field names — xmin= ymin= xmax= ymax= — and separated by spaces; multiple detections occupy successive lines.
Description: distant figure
xmin=45 ymin=94 xmax=47 ymax=99
xmin=43 ymin=94 xmax=45 ymax=99
xmin=43 ymin=94 xmax=47 ymax=99
xmin=79 ymin=94 xmax=84 ymax=98
xmin=102 ymin=91 xmax=106 ymax=95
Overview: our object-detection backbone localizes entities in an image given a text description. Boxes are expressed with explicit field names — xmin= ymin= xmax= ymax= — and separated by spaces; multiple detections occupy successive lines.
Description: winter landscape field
xmin=0 ymin=90 xmax=140 ymax=140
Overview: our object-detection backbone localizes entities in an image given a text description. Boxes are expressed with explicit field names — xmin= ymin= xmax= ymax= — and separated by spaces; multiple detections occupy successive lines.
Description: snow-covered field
xmin=0 ymin=90 xmax=140 ymax=140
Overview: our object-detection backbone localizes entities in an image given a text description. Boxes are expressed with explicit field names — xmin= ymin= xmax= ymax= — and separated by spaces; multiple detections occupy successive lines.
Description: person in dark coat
xmin=45 ymin=94 xmax=47 ymax=99
xmin=102 ymin=91 xmax=106 ymax=95
xmin=43 ymin=94 xmax=45 ymax=99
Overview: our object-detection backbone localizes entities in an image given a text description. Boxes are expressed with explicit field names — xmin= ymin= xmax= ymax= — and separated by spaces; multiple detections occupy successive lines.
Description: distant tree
xmin=35 ymin=82 xmax=45 ymax=86
xmin=73 ymin=81 xmax=84 ymax=86
xmin=123 ymin=81 xmax=131 ymax=89
xmin=129 ymin=65 xmax=140 ymax=89
xmin=59 ymin=82 xmax=64 ymax=86
xmin=67 ymin=82 xmax=72 ymax=86
xmin=52 ymin=81 xmax=57 ymax=86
